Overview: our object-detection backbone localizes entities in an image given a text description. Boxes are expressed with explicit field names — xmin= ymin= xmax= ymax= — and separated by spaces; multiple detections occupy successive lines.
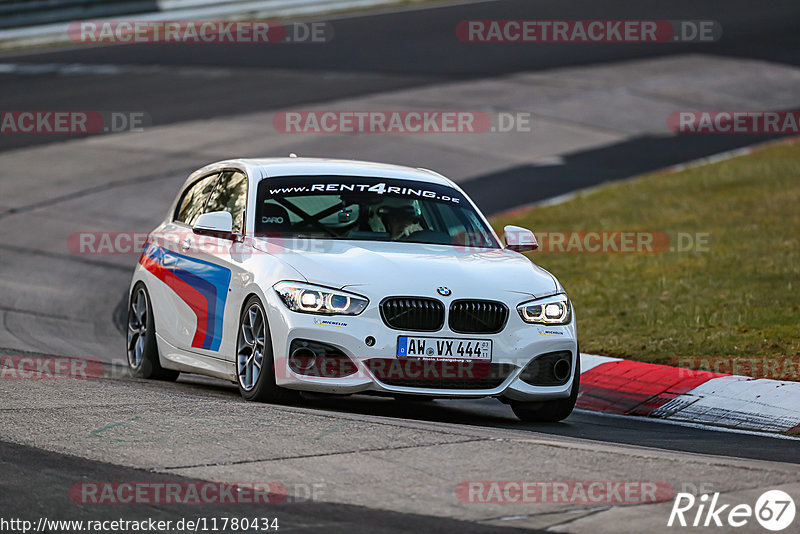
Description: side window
xmin=174 ymin=173 xmax=218 ymax=226
xmin=204 ymin=170 xmax=248 ymax=234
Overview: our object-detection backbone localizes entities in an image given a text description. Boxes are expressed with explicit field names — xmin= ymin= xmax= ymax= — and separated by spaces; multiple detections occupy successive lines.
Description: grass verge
xmin=492 ymin=139 xmax=800 ymax=371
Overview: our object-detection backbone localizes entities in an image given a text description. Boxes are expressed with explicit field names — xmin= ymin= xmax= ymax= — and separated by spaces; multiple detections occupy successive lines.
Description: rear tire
xmin=127 ymin=283 xmax=180 ymax=381
xmin=236 ymin=296 xmax=299 ymax=404
xmin=511 ymin=351 xmax=580 ymax=422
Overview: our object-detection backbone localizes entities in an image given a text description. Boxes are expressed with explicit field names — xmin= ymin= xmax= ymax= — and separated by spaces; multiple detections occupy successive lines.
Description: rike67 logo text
xmin=668 ymin=490 xmax=795 ymax=531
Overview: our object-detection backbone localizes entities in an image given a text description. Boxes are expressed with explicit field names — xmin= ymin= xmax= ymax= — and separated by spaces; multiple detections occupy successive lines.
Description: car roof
xmin=194 ymin=157 xmax=457 ymax=188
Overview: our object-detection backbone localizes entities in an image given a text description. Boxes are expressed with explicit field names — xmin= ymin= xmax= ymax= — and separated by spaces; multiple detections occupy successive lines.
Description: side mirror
xmin=193 ymin=211 xmax=233 ymax=238
xmin=504 ymin=225 xmax=538 ymax=252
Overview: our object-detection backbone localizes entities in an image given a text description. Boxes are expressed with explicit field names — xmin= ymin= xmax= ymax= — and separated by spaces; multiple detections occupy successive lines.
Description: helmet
xmin=376 ymin=197 xmax=420 ymax=220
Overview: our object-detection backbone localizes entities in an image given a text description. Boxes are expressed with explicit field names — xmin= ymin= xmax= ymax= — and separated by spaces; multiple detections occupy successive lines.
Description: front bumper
xmin=265 ymin=291 xmax=578 ymax=401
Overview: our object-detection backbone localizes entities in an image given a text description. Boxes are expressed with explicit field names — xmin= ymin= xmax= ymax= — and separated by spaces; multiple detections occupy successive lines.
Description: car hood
xmin=252 ymin=238 xmax=558 ymax=301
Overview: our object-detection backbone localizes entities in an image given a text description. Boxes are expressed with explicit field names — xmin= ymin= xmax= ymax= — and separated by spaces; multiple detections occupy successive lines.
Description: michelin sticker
xmin=537 ymin=328 xmax=565 ymax=337
xmin=313 ymin=318 xmax=348 ymax=328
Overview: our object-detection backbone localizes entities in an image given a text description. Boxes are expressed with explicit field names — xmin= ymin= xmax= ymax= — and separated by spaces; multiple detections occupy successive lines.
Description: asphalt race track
xmin=2 ymin=1 xmax=800 ymax=531
xmin=2 ymin=0 xmax=800 ymax=152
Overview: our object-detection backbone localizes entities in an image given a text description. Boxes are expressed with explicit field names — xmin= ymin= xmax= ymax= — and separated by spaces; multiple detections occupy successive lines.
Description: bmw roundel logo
xmin=437 ymin=287 xmax=452 ymax=297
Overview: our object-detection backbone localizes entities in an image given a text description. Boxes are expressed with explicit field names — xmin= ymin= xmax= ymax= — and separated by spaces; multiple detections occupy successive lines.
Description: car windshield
xmin=255 ymin=175 xmax=500 ymax=248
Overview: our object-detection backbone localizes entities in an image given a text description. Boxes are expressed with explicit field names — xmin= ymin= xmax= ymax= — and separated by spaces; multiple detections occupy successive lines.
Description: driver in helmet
xmin=369 ymin=198 xmax=423 ymax=240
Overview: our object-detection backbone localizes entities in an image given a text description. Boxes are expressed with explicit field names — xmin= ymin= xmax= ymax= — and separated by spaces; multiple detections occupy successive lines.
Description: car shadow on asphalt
xmin=171 ymin=373 xmax=572 ymax=433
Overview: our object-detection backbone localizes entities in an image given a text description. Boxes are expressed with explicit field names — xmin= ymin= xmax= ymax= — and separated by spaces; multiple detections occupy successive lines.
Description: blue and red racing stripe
xmin=139 ymin=243 xmax=231 ymax=351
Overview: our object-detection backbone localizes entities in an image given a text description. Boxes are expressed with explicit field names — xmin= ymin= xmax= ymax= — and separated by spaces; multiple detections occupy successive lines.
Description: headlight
xmin=517 ymin=294 xmax=571 ymax=325
xmin=273 ymin=282 xmax=368 ymax=316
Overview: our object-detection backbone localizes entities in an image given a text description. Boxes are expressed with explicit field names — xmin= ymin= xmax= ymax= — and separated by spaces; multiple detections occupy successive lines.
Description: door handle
xmin=181 ymin=239 xmax=192 ymax=251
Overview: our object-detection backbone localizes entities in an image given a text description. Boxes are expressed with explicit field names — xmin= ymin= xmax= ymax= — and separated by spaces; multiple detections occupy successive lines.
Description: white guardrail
xmin=0 ymin=0 xmax=404 ymax=50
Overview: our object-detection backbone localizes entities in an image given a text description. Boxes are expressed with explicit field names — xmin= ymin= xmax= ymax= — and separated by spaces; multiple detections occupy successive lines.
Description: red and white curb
xmin=578 ymin=354 xmax=800 ymax=434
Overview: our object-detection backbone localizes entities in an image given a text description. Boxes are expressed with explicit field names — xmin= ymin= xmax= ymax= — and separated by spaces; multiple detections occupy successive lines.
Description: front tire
xmin=236 ymin=296 xmax=299 ymax=404
xmin=511 ymin=351 xmax=580 ymax=422
xmin=127 ymin=283 xmax=179 ymax=381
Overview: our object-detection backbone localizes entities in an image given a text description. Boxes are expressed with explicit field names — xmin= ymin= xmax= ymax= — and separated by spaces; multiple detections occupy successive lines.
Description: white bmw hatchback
xmin=127 ymin=157 xmax=579 ymax=421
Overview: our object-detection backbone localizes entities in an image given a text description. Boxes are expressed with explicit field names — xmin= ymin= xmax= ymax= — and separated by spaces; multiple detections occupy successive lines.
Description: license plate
xmin=397 ymin=336 xmax=492 ymax=360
